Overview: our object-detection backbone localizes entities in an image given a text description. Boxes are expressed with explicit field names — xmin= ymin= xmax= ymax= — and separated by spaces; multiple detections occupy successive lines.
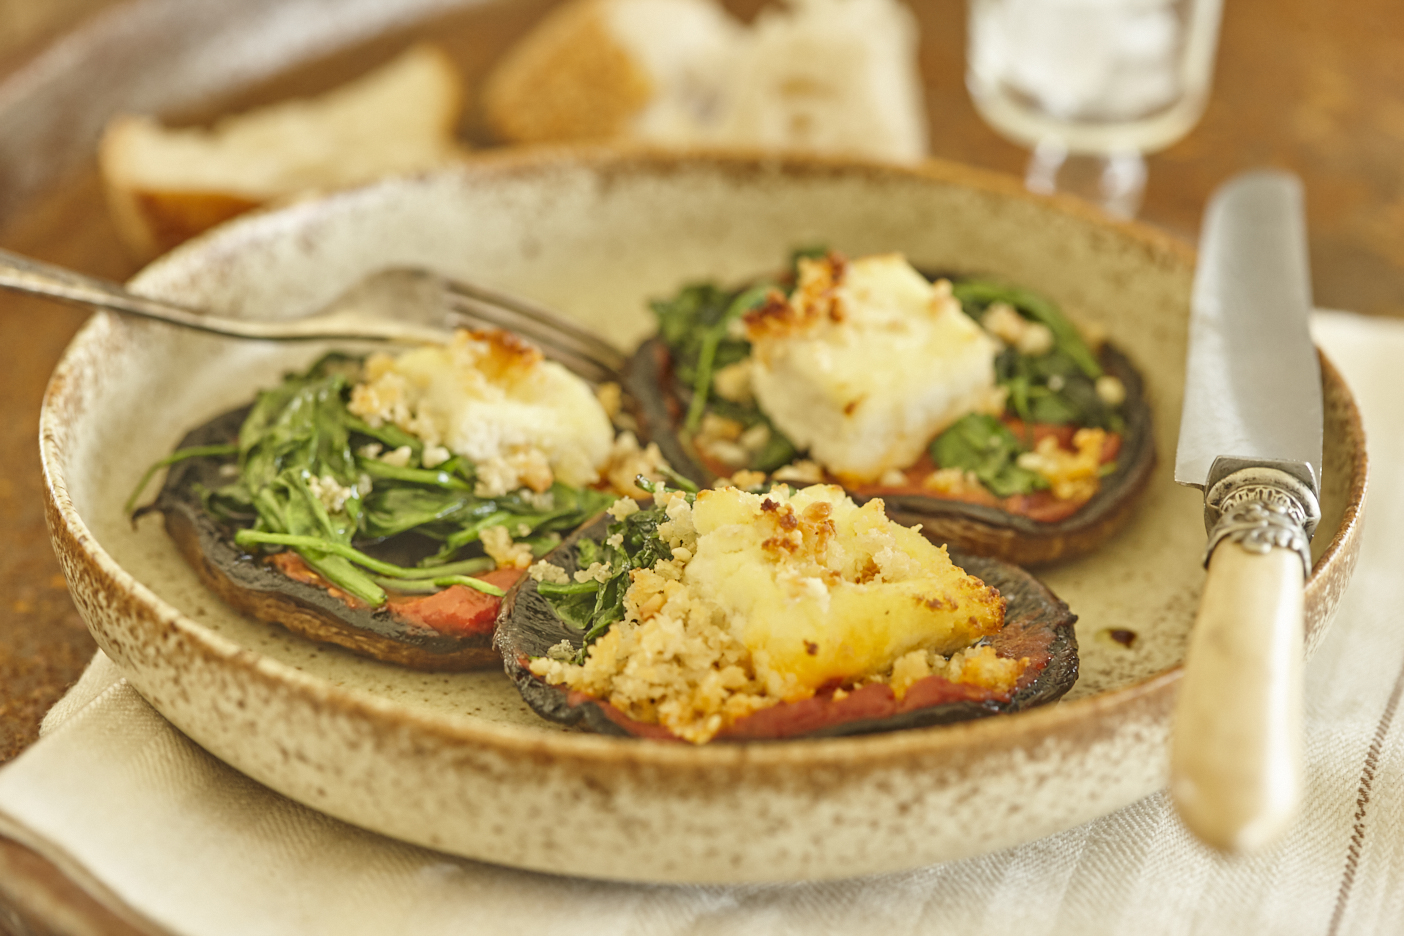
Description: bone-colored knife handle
xmin=1171 ymin=540 xmax=1304 ymax=852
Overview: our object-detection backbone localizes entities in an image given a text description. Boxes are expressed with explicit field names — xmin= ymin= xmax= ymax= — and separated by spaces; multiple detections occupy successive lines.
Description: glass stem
xmin=1024 ymin=139 xmax=1147 ymax=220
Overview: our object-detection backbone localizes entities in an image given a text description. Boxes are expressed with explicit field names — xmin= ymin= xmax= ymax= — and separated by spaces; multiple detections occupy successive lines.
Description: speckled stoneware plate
xmin=41 ymin=150 xmax=1367 ymax=883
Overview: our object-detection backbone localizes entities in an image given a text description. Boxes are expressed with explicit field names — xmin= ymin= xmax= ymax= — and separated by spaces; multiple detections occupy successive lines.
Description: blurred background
xmin=0 ymin=1 xmax=1397 ymax=926
xmin=0 ymin=0 xmax=1399 ymax=764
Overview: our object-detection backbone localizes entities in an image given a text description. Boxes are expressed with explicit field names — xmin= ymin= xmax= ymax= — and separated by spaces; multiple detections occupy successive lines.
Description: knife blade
xmin=1175 ymin=172 xmax=1323 ymax=492
xmin=1170 ymin=170 xmax=1323 ymax=853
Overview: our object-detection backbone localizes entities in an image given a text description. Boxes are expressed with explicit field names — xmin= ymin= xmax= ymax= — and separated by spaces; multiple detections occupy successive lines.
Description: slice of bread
xmin=482 ymin=0 xmax=739 ymax=144
xmin=482 ymin=0 xmax=927 ymax=163
xmin=100 ymin=44 xmax=466 ymax=261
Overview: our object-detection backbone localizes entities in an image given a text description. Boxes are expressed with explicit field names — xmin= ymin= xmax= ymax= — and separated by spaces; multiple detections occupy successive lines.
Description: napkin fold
xmin=2 ymin=311 xmax=1402 ymax=936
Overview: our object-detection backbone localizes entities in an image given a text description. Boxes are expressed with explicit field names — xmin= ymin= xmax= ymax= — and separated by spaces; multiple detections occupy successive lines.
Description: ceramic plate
xmin=41 ymin=150 xmax=1367 ymax=883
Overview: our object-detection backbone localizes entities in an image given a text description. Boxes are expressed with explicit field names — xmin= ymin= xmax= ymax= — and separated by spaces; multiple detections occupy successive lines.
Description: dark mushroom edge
xmin=155 ymin=406 xmax=503 ymax=671
xmin=496 ymin=510 xmax=1080 ymax=742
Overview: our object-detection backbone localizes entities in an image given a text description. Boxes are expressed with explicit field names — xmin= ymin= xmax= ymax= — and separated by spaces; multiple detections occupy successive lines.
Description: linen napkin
xmin=1 ymin=311 xmax=1401 ymax=936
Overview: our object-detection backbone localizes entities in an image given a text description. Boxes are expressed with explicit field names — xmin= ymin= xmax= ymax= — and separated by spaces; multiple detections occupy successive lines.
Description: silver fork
xmin=0 ymin=248 xmax=627 ymax=384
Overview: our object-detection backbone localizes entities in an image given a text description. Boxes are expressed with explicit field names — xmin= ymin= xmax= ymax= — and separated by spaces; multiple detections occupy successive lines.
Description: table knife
xmin=1171 ymin=170 xmax=1323 ymax=853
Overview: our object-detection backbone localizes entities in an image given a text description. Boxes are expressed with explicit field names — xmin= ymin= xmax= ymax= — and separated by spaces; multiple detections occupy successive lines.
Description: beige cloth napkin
xmin=2 ymin=311 xmax=1401 ymax=936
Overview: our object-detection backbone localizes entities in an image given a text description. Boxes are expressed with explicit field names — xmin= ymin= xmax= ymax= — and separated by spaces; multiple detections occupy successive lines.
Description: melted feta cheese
xmin=348 ymin=329 xmax=614 ymax=490
xmin=684 ymin=484 xmax=1005 ymax=694
xmin=744 ymin=253 xmax=1001 ymax=483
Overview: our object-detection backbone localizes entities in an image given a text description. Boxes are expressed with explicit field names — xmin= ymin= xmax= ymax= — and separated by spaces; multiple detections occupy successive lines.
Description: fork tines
xmin=440 ymin=279 xmax=626 ymax=385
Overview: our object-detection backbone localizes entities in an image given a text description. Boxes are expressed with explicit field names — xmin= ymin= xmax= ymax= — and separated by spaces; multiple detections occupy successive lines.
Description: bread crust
xmin=99 ymin=154 xmax=262 ymax=260
xmin=99 ymin=44 xmax=465 ymax=261
xmin=480 ymin=0 xmax=930 ymax=162
xmin=482 ymin=0 xmax=653 ymax=143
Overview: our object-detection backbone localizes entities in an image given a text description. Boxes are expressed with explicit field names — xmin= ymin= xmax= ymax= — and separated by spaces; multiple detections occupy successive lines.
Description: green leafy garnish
xmin=537 ymin=480 xmax=689 ymax=663
xmin=951 ymin=281 xmax=1102 ymax=378
xmin=357 ymin=456 xmax=473 ymax=489
xmin=231 ymin=529 xmax=505 ymax=596
xmin=929 ymin=414 xmax=1048 ymax=499
xmin=952 ymin=280 xmax=1124 ymax=434
xmin=125 ymin=444 xmax=238 ymax=514
xmin=137 ymin=353 xmax=615 ymax=608
xmin=230 ymin=367 xmax=377 ymax=600
xmin=684 ymin=285 xmax=774 ymax=431
xmin=994 ymin=347 xmax=1123 ymax=431
xmin=649 ymin=267 xmax=798 ymax=472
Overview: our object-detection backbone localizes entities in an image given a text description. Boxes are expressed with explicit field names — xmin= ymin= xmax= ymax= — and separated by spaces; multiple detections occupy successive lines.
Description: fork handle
xmin=0 ymin=247 xmax=267 ymax=338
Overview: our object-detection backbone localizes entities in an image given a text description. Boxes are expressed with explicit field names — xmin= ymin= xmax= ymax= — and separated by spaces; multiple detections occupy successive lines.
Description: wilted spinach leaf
xmin=650 ymin=268 xmax=798 ymax=471
xmin=138 ymin=352 xmax=617 ymax=607
xmin=930 ymin=414 xmax=1048 ymax=498
xmin=536 ymin=481 xmax=686 ymax=662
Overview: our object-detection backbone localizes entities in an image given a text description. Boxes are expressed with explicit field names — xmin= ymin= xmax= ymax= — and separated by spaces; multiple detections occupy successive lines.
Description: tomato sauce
xmin=842 ymin=421 xmax=1121 ymax=523
xmin=268 ymin=551 xmax=522 ymax=637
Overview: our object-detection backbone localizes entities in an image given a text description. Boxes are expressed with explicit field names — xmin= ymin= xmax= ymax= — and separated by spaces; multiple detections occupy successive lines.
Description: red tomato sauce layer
xmin=848 ymin=421 xmax=1122 ymax=524
xmin=555 ymin=613 xmax=1058 ymax=743
xmin=697 ymin=419 xmax=1120 ymax=524
xmin=268 ymin=551 xmax=522 ymax=638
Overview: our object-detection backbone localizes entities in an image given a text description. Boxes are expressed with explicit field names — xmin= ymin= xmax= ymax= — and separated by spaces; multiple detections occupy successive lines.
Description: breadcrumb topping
xmin=481 ymin=525 xmax=534 ymax=569
xmin=306 ymin=474 xmax=358 ymax=513
xmin=602 ymin=431 xmax=669 ymax=498
xmin=1017 ymin=428 xmax=1107 ymax=502
xmin=527 ymin=560 xmax=570 ymax=585
xmin=530 ymin=484 xmax=1020 ymax=743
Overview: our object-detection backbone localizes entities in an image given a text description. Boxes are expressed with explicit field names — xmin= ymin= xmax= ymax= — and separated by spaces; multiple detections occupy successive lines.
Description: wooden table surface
xmin=0 ymin=0 xmax=1400 ymax=931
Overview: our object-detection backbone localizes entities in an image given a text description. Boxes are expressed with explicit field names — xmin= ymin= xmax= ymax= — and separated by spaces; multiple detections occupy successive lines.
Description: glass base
xmin=1024 ymin=140 xmax=1147 ymax=220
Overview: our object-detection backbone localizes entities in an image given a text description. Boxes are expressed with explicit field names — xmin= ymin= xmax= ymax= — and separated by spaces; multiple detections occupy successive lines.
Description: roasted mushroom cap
xmin=155 ymin=407 xmax=503 ymax=670
xmin=625 ymin=337 xmax=1153 ymax=566
xmin=497 ymin=513 xmax=1079 ymax=742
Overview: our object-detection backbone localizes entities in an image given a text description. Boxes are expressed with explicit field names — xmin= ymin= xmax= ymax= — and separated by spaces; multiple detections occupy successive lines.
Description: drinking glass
xmin=966 ymin=0 xmax=1223 ymax=218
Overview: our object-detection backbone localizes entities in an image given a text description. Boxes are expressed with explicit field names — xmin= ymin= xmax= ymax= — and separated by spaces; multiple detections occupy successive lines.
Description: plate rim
xmin=37 ymin=146 xmax=1368 ymax=770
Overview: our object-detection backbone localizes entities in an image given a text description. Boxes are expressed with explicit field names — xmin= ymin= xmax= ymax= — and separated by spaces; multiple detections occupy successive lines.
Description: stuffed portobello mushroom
xmin=138 ymin=328 xmax=672 ymax=670
xmin=625 ymin=250 xmax=1154 ymax=565
xmin=498 ymin=481 xmax=1079 ymax=743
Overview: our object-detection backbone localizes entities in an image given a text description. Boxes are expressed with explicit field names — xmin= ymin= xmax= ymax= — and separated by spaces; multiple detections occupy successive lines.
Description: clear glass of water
xmin=967 ymin=0 xmax=1224 ymax=218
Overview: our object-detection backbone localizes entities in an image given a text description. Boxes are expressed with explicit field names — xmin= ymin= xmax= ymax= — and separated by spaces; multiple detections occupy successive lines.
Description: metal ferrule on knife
xmin=1200 ymin=458 xmax=1320 ymax=576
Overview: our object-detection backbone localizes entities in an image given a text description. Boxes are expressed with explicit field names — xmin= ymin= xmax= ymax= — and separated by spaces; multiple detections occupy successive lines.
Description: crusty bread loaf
xmin=99 ymin=44 xmax=467 ymax=261
xmin=482 ymin=0 xmax=739 ymax=144
xmin=482 ymin=0 xmax=928 ymax=163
